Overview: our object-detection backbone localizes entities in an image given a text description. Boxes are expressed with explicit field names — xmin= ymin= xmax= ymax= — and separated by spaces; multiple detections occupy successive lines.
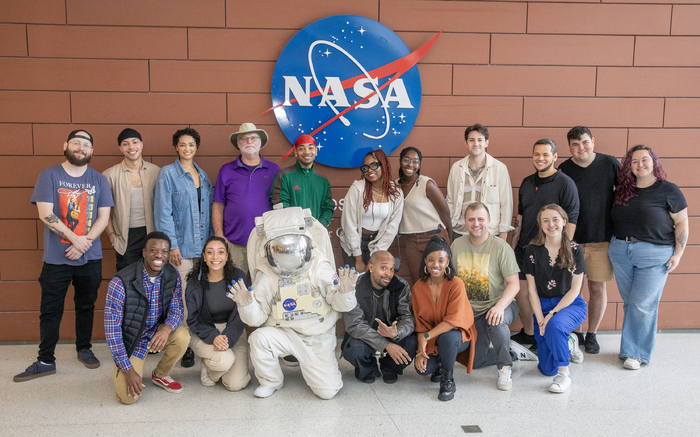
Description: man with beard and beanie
xmin=15 ymin=130 xmax=113 ymax=382
xmin=270 ymin=134 xmax=334 ymax=227
xmin=104 ymin=232 xmax=190 ymax=404
xmin=341 ymin=250 xmax=416 ymax=384
xmin=103 ymin=128 xmax=160 ymax=271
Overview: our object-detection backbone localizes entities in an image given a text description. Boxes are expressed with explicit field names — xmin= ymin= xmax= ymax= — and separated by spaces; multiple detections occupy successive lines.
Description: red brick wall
xmin=1 ymin=0 xmax=698 ymax=341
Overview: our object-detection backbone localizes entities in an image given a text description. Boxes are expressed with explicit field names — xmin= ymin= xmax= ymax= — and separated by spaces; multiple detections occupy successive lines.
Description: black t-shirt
xmin=610 ymin=180 xmax=687 ymax=246
xmin=205 ymin=279 xmax=236 ymax=323
xmin=559 ymin=154 xmax=621 ymax=244
xmin=517 ymin=170 xmax=580 ymax=248
xmin=522 ymin=242 xmax=586 ymax=299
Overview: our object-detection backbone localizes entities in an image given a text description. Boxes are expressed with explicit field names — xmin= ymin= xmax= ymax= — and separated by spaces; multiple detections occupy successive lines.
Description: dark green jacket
xmin=270 ymin=161 xmax=334 ymax=226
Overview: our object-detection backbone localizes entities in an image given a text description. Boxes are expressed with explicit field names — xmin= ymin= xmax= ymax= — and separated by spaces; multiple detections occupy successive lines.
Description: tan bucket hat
xmin=229 ymin=123 xmax=269 ymax=150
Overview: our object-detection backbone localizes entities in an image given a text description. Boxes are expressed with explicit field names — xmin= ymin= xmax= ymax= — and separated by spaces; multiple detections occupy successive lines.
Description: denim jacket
xmin=154 ymin=158 xmax=213 ymax=258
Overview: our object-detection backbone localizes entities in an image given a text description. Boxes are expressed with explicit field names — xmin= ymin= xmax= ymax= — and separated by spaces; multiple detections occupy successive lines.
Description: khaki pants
xmin=113 ymin=325 xmax=190 ymax=405
xmin=190 ymin=327 xmax=251 ymax=391
xmin=174 ymin=258 xmax=195 ymax=325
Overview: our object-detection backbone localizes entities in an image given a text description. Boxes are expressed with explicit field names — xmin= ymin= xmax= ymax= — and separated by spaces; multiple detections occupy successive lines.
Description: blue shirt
xmin=154 ymin=158 xmax=214 ymax=258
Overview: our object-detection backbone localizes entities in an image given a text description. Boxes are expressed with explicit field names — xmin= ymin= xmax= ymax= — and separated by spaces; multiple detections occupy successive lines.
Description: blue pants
xmin=343 ymin=335 xmax=418 ymax=381
xmin=609 ymin=237 xmax=673 ymax=364
xmin=533 ymin=294 xmax=587 ymax=376
xmin=415 ymin=329 xmax=470 ymax=375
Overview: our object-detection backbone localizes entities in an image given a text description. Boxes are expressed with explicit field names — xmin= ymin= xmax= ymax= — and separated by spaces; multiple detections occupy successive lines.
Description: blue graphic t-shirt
xmin=31 ymin=164 xmax=113 ymax=265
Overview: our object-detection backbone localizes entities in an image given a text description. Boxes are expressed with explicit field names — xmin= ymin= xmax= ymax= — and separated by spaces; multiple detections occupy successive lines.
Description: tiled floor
xmin=2 ymin=331 xmax=699 ymax=436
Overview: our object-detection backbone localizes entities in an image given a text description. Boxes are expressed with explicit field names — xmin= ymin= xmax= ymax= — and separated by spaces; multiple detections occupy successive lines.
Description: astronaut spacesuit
xmin=228 ymin=207 xmax=357 ymax=399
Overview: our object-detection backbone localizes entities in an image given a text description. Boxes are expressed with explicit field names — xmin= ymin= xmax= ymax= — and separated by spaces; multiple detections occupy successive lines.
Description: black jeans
xmin=416 ymin=329 xmax=470 ymax=374
xmin=343 ymin=335 xmax=418 ymax=381
xmin=115 ymin=226 xmax=147 ymax=272
xmin=38 ymin=260 xmax=102 ymax=363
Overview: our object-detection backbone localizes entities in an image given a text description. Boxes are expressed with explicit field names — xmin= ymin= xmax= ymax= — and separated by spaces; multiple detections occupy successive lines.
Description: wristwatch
xmin=549 ymin=310 xmax=558 ymax=316
xmin=423 ymin=332 xmax=430 ymax=340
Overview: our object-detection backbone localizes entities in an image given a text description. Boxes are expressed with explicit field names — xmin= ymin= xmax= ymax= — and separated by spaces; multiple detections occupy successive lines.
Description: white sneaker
xmin=200 ymin=360 xmax=216 ymax=387
xmin=549 ymin=372 xmax=571 ymax=393
xmin=510 ymin=340 xmax=538 ymax=361
xmin=254 ymin=382 xmax=284 ymax=398
xmin=623 ymin=357 xmax=641 ymax=370
xmin=497 ymin=365 xmax=512 ymax=391
xmin=568 ymin=334 xmax=584 ymax=364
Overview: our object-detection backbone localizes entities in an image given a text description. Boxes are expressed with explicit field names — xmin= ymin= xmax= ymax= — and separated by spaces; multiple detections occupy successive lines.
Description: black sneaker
xmin=13 ymin=361 xmax=56 ymax=382
xmin=575 ymin=331 xmax=585 ymax=346
xmin=511 ymin=328 xmax=536 ymax=345
xmin=181 ymin=347 xmax=195 ymax=368
xmin=381 ymin=367 xmax=398 ymax=384
xmin=584 ymin=332 xmax=600 ymax=354
xmin=77 ymin=349 xmax=100 ymax=369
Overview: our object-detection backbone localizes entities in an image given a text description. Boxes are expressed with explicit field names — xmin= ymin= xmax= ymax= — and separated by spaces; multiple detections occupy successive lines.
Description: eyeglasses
xmin=68 ymin=140 xmax=92 ymax=149
xmin=238 ymin=135 xmax=260 ymax=143
xmin=401 ymin=158 xmax=420 ymax=166
xmin=360 ymin=161 xmax=381 ymax=173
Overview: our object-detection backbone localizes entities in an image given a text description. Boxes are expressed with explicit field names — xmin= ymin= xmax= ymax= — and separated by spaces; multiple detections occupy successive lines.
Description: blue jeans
xmin=609 ymin=237 xmax=674 ymax=364
xmin=415 ymin=329 xmax=470 ymax=375
xmin=533 ymin=294 xmax=588 ymax=376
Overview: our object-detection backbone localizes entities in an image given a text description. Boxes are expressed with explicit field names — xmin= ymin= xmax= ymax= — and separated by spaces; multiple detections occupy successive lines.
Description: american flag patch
xmin=333 ymin=273 xmax=339 ymax=281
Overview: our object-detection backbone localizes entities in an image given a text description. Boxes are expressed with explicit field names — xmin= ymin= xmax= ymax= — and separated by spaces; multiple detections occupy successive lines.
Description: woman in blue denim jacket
xmin=155 ymin=127 xmax=214 ymax=285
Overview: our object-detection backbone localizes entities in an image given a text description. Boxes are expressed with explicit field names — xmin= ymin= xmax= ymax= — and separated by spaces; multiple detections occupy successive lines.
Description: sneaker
xmin=584 ymin=332 xmax=600 ymax=354
xmin=511 ymin=328 xmax=536 ymax=345
xmin=200 ymin=360 xmax=216 ymax=387
xmin=254 ymin=382 xmax=284 ymax=398
xmin=568 ymin=334 xmax=584 ymax=364
xmin=381 ymin=367 xmax=398 ymax=384
xmin=181 ymin=347 xmax=195 ymax=368
xmin=152 ymin=371 xmax=184 ymax=393
xmin=623 ymin=357 xmax=641 ymax=370
xmin=497 ymin=365 xmax=512 ymax=391
xmin=13 ymin=361 xmax=56 ymax=382
xmin=510 ymin=340 xmax=538 ymax=361
xmin=77 ymin=349 xmax=100 ymax=369
xmin=281 ymin=355 xmax=300 ymax=367
xmin=549 ymin=372 xmax=571 ymax=393
xmin=575 ymin=331 xmax=585 ymax=346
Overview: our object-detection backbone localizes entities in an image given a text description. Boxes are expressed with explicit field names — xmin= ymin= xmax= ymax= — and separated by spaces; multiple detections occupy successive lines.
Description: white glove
xmin=226 ymin=278 xmax=254 ymax=307
xmin=336 ymin=265 xmax=358 ymax=294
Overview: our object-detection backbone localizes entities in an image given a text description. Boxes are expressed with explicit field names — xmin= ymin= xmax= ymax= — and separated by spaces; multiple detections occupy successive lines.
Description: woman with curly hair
xmin=412 ymin=236 xmax=476 ymax=401
xmin=339 ymin=149 xmax=403 ymax=272
xmin=609 ymin=145 xmax=688 ymax=371
xmin=523 ymin=204 xmax=587 ymax=393
xmin=185 ymin=236 xmax=250 ymax=390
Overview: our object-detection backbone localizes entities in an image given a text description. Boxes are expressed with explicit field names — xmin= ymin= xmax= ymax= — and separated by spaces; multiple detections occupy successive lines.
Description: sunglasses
xmin=360 ymin=161 xmax=381 ymax=173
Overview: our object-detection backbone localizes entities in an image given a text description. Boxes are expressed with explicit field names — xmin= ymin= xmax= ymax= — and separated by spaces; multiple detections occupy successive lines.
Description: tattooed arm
xmin=666 ymin=208 xmax=689 ymax=273
xmin=36 ymin=202 xmax=92 ymax=258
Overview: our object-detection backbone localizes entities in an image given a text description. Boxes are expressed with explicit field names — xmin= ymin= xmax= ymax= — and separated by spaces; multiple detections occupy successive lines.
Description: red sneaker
xmin=151 ymin=371 xmax=183 ymax=393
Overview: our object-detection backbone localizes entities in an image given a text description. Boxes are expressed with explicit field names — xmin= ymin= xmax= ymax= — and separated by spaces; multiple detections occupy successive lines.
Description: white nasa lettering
xmin=283 ymin=76 xmax=313 ymax=107
xmin=338 ymin=198 xmax=345 ymax=211
xmin=353 ymin=78 xmax=380 ymax=109
xmin=318 ymin=77 xmax=350 ymax=108
xmin=284 ymin=76 xmax=413 ymax=110
xmin=332 ymin=198 xmax=338 ymax=211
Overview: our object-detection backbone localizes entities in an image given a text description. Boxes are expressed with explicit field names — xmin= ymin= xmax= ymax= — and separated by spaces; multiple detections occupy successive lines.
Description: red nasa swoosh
xmin=266 ymin=31 xmax=443 ymax=160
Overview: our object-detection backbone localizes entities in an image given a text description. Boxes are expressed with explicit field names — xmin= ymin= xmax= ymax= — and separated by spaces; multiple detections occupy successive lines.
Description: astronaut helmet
xmin=256 ymin=207 xmax=315 ymax=277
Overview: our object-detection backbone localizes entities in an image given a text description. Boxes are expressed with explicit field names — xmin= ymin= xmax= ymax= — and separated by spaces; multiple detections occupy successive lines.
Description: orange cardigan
xmin=412 ymin=277 xmax=477 ymax=373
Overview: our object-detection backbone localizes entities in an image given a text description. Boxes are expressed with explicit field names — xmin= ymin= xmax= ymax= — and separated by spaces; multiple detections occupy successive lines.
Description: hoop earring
xmin=445 ymin=266 xmax=451 ymax=276
xmin=424 ymin=266 xmax=428 ymax=274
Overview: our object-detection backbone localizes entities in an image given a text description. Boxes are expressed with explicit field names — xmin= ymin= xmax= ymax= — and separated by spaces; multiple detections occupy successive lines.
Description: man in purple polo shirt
xmin=213 ymin=123 xmax=280 ymax=274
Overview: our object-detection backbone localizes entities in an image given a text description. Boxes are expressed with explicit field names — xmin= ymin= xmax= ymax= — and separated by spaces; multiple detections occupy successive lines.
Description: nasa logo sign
xmin=270 ymin=15 xmax=439 ymax=168
xmin=282 ymin=298 xmax=298 ymax=312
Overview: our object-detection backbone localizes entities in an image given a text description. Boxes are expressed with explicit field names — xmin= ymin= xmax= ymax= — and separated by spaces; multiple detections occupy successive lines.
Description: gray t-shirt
xmin=31 ymin=164 xmax=113 ymax=265
xmin=451 ymin=233 xmax=520 ymax=316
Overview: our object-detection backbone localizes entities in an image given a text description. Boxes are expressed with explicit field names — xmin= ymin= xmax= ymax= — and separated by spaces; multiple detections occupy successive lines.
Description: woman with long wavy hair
xmin=185 ymin=236 xmax=250 ymax=391
xmin=523 ymin=204 xmax=587 ymax=393
xmin=609 ymin=145 xmax=688 ymax=371
xmin=339 ymin=149 xmax=403 ymax=272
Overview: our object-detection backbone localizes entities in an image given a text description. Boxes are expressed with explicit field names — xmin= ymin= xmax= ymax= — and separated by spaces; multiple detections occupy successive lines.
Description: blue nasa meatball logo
xmin=282 ymin=298 xmax=298 ymax=311
xmin=270 ymin=15 xmax=439 ymax=168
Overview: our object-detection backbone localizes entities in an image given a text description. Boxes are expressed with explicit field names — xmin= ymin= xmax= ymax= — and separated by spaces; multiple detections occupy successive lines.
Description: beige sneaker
xmin=200 ymin=359 xmax=216 ymax=387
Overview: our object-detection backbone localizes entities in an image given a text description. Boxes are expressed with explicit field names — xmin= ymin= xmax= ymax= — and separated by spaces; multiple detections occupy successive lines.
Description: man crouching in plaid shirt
xmin=104 ymin=231 xmax=190 ymax=404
